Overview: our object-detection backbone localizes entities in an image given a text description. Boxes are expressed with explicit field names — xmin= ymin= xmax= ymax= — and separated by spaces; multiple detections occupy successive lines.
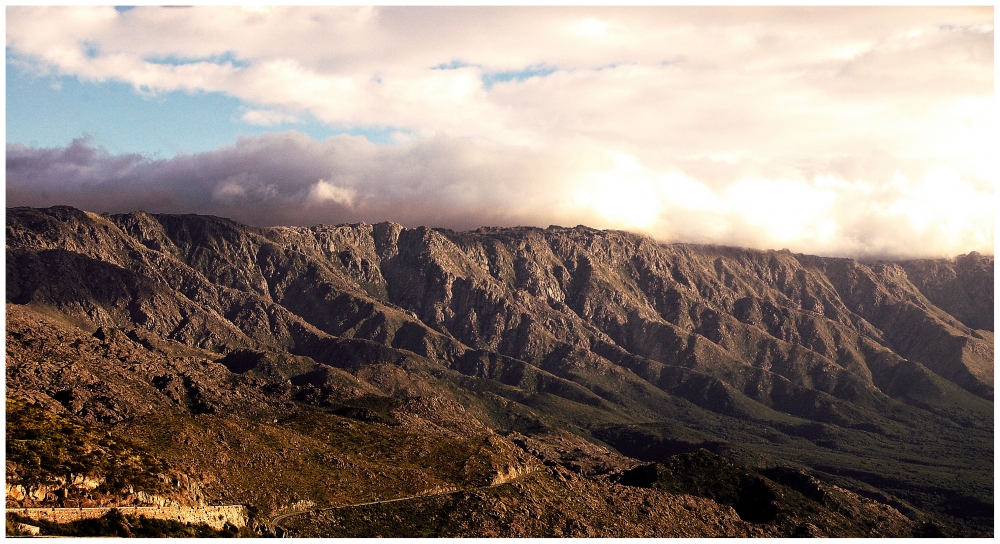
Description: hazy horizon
xmin=6 ymin=6 xmax=994 ymax=260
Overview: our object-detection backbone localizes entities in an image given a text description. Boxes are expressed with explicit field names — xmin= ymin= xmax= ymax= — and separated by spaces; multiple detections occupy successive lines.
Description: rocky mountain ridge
xmin=5 ymin=205 xmax=993 ymax=536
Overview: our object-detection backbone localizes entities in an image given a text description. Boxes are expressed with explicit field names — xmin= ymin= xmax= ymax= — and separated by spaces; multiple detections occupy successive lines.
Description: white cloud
xmin=573 ymin=18 xmax=610 ymax=39
xmin=723 ymin=178 xmax=838 ymax=245
xmin=308 ymin=180 xmax=357 ymax=207
xmin=5 ymin=7 xmax=994 ymax=258
xmin=242 ymin=109 xmax=299 ymax=126
xmin=571 ymin=152 xmax=664 ymax=230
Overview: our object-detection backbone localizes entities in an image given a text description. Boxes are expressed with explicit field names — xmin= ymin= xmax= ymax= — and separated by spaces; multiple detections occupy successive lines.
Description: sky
xmin=5 ymin=6 xmax=995 ymax=259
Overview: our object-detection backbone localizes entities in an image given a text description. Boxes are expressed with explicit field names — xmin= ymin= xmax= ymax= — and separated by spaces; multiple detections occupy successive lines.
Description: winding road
xmin=270 ymin=468 xmax=538 ymax=531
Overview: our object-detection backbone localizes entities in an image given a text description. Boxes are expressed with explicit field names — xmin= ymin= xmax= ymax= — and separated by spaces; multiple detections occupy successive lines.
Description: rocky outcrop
xmin=5 ymin=206 xmax=993 ymax=536
xmin=7 ymin=505 xmax=247 ymax=531
xmin=897 ymin=252 xmax=994 ymax=332
xmin=8 ymin=206 xmax=991 ymax=403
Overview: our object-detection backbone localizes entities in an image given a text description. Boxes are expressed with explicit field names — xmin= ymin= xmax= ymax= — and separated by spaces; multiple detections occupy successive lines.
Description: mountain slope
xmin=5 ymin=206 xmax=993 ymax=536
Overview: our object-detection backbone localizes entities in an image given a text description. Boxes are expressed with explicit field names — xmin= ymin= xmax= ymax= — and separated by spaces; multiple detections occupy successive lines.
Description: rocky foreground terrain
xmin=5 ymin=205 xmax=993 ymax=536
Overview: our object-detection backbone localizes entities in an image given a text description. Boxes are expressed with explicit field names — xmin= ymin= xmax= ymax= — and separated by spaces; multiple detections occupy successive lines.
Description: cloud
xmin=7 ymin=8 xmax=992 ymax=149
xmin=5 ymin=7 xmax=994 ymax=258
xmin=241 ymin=109 xmax=299 ymax=126
xmin=7 ymin=134 xmax=993 ymax=259
xmin=308 ymin=180 xmax=356 ymax=207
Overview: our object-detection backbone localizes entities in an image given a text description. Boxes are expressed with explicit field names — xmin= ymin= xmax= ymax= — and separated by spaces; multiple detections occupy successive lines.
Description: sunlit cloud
xmin=573 ymin=18 xmax=609 ymax=39
xmin=724 ymin=178 xmax=836 ymax=245
xmin=5 ymin=6 xmax=994 ymax=258
xmin=572 ymin=153 xmax=664 ymax=230
xmin=242 ymin=109 xmax=300 ymax=126
xmin=308 ymin=180 xmax=357 ymax=207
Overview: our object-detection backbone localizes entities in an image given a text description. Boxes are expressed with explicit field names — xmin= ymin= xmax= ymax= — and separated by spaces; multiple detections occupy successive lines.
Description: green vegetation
xmin=589 ymin=398 xmax=992 ymax=535
xmin=612 ymin=449 xmax=980 ymax=537
xmin=5 ymin=397 xmax=172 ymax=497
xmin=621 ymin=449 xmax=783 ymax=523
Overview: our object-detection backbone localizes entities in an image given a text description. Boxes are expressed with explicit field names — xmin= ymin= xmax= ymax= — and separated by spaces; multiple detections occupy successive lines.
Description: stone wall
xmin=7 ymin=505 xmax=247 ymax=531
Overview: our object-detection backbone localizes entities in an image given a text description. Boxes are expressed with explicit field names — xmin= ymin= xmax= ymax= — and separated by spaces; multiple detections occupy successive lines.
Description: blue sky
xmin=5 ymin=6 xmax=994 ymax=258
xmin=6 ymin=61 xmax=399 ymax=156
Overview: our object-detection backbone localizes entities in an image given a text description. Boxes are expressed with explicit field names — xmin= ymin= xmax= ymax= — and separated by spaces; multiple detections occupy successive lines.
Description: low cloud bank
xmin=7 ymin=133 xmax=993 ymax=260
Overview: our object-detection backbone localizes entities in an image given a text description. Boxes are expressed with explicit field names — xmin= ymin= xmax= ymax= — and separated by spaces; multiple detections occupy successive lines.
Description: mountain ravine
xmin=5 ymin=205 xmax=993 ymax=537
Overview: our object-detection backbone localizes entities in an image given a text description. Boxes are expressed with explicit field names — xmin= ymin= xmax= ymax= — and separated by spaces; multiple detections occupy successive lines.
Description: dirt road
xmin=271 ymin=469 xmax=538 ymax=531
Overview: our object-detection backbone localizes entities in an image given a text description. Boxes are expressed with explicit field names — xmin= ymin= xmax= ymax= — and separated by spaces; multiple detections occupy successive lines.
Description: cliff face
xmin=5 ymin=206 xmax=993 ymax=536
xmin=897 ymin=252 xmax=994 ymax=332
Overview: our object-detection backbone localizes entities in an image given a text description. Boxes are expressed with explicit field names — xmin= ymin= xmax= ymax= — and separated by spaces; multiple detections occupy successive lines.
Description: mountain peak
xmin=5 ymin=205 xmax=993 ymax=536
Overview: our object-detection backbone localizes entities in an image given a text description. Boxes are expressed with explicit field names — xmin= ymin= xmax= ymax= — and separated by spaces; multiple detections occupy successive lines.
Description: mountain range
xmin=5 ymin=205 xmax=993 ymax=536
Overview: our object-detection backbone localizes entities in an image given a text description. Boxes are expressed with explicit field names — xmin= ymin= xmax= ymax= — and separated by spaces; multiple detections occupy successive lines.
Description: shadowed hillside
xmin=6 ymin=206 xmax=993 ymax=536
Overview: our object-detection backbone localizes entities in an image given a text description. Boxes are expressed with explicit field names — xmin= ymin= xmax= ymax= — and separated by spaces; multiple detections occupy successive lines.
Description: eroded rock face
xmin=9 ymin=206 xmax=991 ymax=403
xmin=896 ymin=252 xmax=994 ymax=331
xmin=5 ymin=206 xmax=993 ymax=536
